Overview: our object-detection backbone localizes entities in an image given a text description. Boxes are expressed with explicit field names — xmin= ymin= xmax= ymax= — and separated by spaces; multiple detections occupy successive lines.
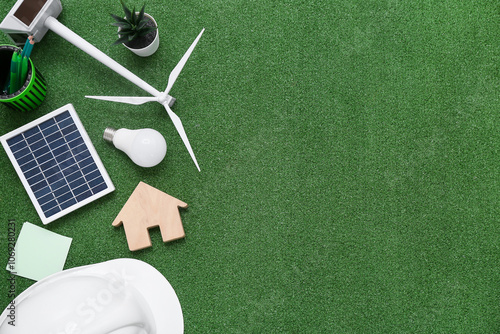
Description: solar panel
xmin=0 ymin=103 xmax=114 ymax=224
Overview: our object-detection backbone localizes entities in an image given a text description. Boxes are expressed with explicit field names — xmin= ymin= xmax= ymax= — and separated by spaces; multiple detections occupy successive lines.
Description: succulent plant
xmin=111 ymin=0 xmax=156 ymax=45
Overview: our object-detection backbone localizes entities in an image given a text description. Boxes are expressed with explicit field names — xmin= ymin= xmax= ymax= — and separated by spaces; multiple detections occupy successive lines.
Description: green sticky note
xmin=6 ymin=222 xmax=72 ymax=281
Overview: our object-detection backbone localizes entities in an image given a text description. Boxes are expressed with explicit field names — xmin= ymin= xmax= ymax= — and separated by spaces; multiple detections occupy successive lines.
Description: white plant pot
xmin=121 ymin=13 xmax=159 ymax=57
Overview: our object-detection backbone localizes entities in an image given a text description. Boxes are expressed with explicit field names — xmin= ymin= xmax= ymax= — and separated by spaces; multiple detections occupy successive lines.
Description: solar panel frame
xmin=0 ymin=103 xmax=115 ymax=224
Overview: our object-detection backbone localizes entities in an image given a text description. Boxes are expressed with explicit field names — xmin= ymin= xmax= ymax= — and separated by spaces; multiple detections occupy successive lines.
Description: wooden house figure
xmin=112 ymin=182 xmax=188 ymax=251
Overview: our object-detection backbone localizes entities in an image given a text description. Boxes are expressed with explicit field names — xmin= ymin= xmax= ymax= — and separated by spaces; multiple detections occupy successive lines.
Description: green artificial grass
xmin=0 ymin=0 xmax=498 ymax=332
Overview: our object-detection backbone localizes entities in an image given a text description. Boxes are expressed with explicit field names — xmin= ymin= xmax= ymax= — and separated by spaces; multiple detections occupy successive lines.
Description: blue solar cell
xmin=26 ymin=131 xmax=42 ymax=144
xmin=33 ymin=185 xmax=51 ymax=199
xmin=13 ymin=146 xmax=30 ymax=159
xmin=17 ymin=152 xmax=34 ymax=166
xmin=38 ymin=192 xmax=55 ymax=206
xmin=40 ymin=158 xmax=57 ymax=171
xmin=62 ymin=123 xmax=77 ymax=136
xmin=43 ymin=165 xmax=60 ymax=178
xmin=24 ymin=166 xmax=41 ymax=179
xmin=39 ymin=118 xmax=56 ymax=131
xmin=36 ymin=152 xmax=53 ymax=164
xmin=27 ymin=171 xmax=45 ymax=186
xmin=41 ymin=124 xmax=58 ymax=136
xmin=53 ymin=185 xmax=70 ymax=197
xmin=88 ymin=175 xmax=104 ymax=188
xmin=49 ymin=137 xmax=66 ymax=150
xmin=66 ymin=170 xmax=83 ymax=183
xmin=57 ymin=117 xmax=73 ymax=129
xmin=61 ymin=160 xmax=78 ymax=175
xmin=29 ymin=138 xmax=46 ymax=151
xmin=51 ymin=178 xmax=67 ymax=191
xmin=45 ymin=206 xmax=61 ymax=218
xmin=72 ymin=142 xmax=87 ymax=154
xmin=46 ymin=171 xmax=64 ymax=184
xmin=68 ymin=136 xmax=84 ymax=149
xmin=24 ymin=126 xmax=40 ymax=138
xmin=60 ymin=198 xmax=77 ymax=211
xmin=57 ymin=191 xmax=74 ymax=203
xmin=33 ymin=145 xmax=50 ymax=158
xmin=78 ymin=156 xmax=93 ymax=168
xmin=74 ymin=149 xmax=90 ymax=161
xmin=52 ymin=143 xmax=70 ymax=157
xmin=74 ymin=184 xmax=90 ymax=196
xmin=6 ymin=134 xmax=23 ymax=146
xmin=86 ymin=169 xmax=101 ymax=182
xmin=9 ymin=139 xmax=26 ymax=152
xmin=54 ymin=111 xmax=70 ymax=122
xmin=81 ymin=162 xmax=97 ymax=174
xmin=92 ymin=182 xmax=108 ymax=194
xmin=41 ymin=199 xmax=58 ymax=213
xmin=45 ymin=130 xmax=62 ymax=143
xmin=31 ymin=179 xmax=48 ymax=193
xmin=76 ymin=190 xmax=92 ymax=202
xmin=20 ymin=159 xmax=38 ymax=172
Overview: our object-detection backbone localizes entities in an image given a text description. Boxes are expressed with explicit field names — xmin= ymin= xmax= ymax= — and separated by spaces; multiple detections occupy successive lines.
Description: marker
xmin=20 ymin=35 xmax=31 ymax=58
xmin=20 ymin=38 xmax=35 ymax=84
xmin=9 ymin=50 xmax=20 ymax=94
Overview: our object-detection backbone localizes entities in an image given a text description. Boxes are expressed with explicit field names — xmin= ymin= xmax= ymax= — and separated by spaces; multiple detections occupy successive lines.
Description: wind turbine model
xmin=0 ymin=0 xmax=203 ymax=171
xmin=86 ymin=29 xmax=204 ymax=172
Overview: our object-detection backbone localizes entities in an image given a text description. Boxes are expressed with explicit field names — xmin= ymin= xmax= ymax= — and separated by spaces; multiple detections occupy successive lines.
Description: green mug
xmin=0 ymin=44 xmax=47 ymax=112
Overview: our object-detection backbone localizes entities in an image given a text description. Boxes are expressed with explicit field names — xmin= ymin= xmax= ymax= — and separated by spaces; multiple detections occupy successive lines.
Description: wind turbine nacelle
xmin=0 ymin=0 xmax=62 ymax=46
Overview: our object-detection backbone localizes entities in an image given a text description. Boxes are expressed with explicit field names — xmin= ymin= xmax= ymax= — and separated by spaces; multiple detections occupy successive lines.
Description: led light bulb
xmin=103 ymin=127 xmax=166 ymax=167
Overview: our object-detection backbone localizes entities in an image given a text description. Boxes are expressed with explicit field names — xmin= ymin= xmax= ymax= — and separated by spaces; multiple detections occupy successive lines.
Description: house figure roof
xmin=112 ymin=182 xmax=188 ymax=251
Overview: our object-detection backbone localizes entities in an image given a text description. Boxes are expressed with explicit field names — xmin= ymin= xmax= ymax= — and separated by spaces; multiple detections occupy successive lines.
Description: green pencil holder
xmin=0 ymin=44 xmax=47 ymax=112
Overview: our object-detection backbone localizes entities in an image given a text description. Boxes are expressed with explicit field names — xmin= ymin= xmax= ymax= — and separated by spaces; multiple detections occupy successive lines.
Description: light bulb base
xmin=103 ymin=127 xmax=117 ymax=143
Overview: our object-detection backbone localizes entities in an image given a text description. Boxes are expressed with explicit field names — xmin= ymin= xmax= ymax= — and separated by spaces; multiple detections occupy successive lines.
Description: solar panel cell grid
xmin=0 ymin=104 xmax=114 ymax=224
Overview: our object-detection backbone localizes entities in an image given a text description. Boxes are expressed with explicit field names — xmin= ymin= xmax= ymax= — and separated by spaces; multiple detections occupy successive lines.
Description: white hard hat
xmin=0 ymin=258 xmax=183 ymax=333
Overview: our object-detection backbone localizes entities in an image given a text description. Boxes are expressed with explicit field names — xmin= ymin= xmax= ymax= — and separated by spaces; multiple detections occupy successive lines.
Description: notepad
xmin=6 ymin=222 xmax=72 ymax=281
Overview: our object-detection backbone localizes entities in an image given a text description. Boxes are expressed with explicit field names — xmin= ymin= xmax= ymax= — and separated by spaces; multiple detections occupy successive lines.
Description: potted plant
xmin=111 ymin=0 xmax=159 ymax=57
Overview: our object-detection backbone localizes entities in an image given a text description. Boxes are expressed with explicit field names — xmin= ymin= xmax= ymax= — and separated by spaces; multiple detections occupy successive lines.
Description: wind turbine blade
xmin=85 ymin=95 xmax=157 ymax=105
xmin=164 ymin=29 xmax=205 ymax=95
xmin=163 ymin=102 xmax=201 ymax=172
